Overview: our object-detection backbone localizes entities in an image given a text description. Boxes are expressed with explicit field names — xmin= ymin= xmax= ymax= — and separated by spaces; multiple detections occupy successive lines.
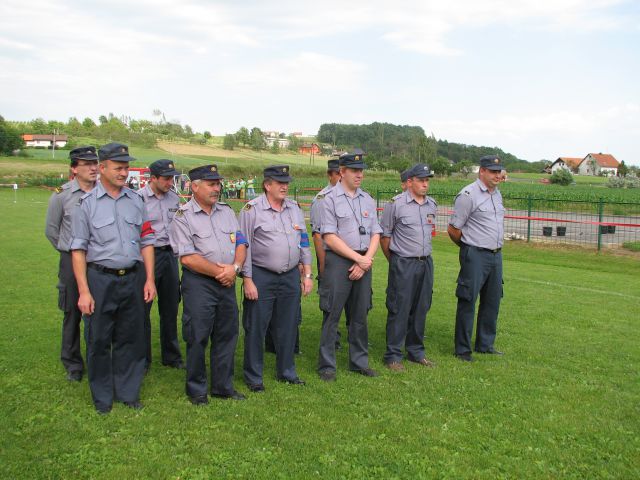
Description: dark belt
xmin=462 ymin=243 xmax=501 ymax=254
xmin=407 ymin=255 xmax=430 ymax=261
xmin=155 ymin=245 xmax=172 ymax=252
xmin=88 ymin=262 xmax=138 ymax=276
xmin=354 ymin=250 xmax=368 ymax=255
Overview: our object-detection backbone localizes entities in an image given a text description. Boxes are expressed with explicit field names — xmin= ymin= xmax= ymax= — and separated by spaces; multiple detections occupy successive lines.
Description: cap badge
xmin=211 ymin=166 xmax=217 ymax=172
xmin=168 ymin=163 xmax=174 ymax=169
xmin=424 ymin=166 xmax=428 ymax=170
xmin=120 ymin=147 xmax=126 ymax=153
xmin=355 ymin=155 xmax=360 ymax=161
xmin=494 ymin=158 xmax=499 ymax=164
xmin=282 ymin=167 xmax=287 ymax=173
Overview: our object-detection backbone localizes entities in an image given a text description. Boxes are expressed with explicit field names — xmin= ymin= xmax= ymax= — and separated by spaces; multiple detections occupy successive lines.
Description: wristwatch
xmin=233 ymin=264 xmax=241 ymax=274
xmin=303 ymin=273 xmax=313 ymax=279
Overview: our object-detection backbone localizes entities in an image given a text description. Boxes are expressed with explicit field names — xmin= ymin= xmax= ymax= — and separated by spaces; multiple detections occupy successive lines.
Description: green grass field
xmin=1 ymin=187 xmax=638 ymax=478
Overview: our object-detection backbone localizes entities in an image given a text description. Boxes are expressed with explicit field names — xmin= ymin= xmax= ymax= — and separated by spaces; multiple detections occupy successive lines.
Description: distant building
xmin=290 ymin=132 xmax=303 ymax=138
xmin=299 ymin=143 xmax=321 ymax=155
xmin=577 ymin=153 xmax=619 ymax=176
xmin=263 ymin=130 xmax=279 ymax=138
xmin=265 ymin=137 xmax=290 ymax=148
xmin=550 ymin=157 xmax=582 ymax=174
xmin=22 ymin=134 xmax=68 ymax=148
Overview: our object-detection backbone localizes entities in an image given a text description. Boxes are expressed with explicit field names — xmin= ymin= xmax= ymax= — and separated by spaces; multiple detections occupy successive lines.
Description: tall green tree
xmin=0 ymin=116 xmax=24 ymax=154
xmin=617 ymin=160 xmax=629 ymax=177
xmin=236 ymin=127 xmax=250 ymax=146
xmin=250 ymin=127 xmax=264 ymax=151
xmin=223 ymin=134 xmax=236 ymax=150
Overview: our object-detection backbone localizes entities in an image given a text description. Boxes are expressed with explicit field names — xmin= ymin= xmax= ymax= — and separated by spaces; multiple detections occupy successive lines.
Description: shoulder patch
xmin=242 ymin=203 xmax=252 ymax=211
xmin=175 ymin=209 xmax=184 ymax=217
xmin=392 ymin=193 xmax=402 ymax=201
xmin=316 ymin=193 xmax=325 ymax=200
xmin=55 ymin=187 xmax=63 ymax=194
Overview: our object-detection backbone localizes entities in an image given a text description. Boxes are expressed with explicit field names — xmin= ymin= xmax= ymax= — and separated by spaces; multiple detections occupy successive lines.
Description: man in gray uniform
xmin=169 ymin=164 xmax=248 ymax=405
xmin=447 ymin=155 xmax=506 ymax=362
xmin=70 ymin=142 xmax=156 ymax=413
xmin=310 ymin=158 xmax=350 ymax=350
xmin=138 ymin=159 xmax=184 ymax=372
xmin=380 ymin=163 xmax=437 ymax=372
xmin=240 ymin=165 xmax=313 ymax=392
xmin=318 ymin=152 xmax=382 ymax=381
xmin=45 ymin=146 xmax=98 ymax=381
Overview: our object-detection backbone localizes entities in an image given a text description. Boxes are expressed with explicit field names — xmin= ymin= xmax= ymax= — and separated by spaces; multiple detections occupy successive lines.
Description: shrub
xmin=550 ymin=169 xmax=573 ymax=186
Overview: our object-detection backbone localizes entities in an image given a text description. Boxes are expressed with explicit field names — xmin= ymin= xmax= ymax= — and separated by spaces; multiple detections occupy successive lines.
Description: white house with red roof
xmin=550 ymin=157 xmax=583 ymax=174
xmin=577 ymin=153 xmax=620 ymax=176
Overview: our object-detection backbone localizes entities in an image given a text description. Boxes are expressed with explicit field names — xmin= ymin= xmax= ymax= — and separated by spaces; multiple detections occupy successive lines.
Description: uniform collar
xmin=475 ymin=178 xmax=489 ymax=193
xmin=68 ymin=178 xmax=82 ymax=193
xmin=257 ymin=193 xmax=289 ymax=211
xmin=335 ymin=180 xmax=362 ymax=198
xmin=190 ymin=197 xmax=222 ymax=215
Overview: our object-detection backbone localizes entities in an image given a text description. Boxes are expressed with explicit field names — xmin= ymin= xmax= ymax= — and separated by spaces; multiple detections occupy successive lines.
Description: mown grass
xmin=0 ymin=187 xmax=639 ymax=479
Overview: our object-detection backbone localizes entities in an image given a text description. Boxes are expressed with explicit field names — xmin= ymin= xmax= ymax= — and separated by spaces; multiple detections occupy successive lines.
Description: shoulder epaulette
xmin=242 ymin=203 xmax=253 ymax=211
xmin=428 ymin=196 xmax=438 ymax=206
xmin=391 ymin=193 xmax=402 ymax=201
xmin=463 ymin=190 xmax=471 ymax=196
xmin=55 ymin=187 xmax=63 ymax=194
xmin=175 ymin=209 xmax=184 ymax=217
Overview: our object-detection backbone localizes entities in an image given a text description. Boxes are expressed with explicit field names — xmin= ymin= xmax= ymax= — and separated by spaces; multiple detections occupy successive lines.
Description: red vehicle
xmin=127 ymin=167 xmax=151 ymax=188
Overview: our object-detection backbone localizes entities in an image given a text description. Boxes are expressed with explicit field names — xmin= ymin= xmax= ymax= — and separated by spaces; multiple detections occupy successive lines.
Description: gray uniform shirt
xmin=449 ymin=178 xmax=505 ymax=250
xmin=239 ymin=194 xmax=312 ymax=277
xmin=320 ymin=181 xmax=382 ymax=252
xmin=45 ymin=179 xmax=92 ymax=252
xmin=70 ymin=182 xmax=155 ymax=268
xmin=309 ymin=184 xmax=333 ymax=234
xmin=169 ymin=198 xmax=242 ymax=265
xmin=380 ymin=190 xmax=437 ymax=257
xmin=138 ymin=184 xmax=180 ymax=247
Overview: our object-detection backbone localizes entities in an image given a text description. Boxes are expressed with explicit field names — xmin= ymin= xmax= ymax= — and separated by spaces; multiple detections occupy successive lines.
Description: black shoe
xmin=475 ymin=348 xmax=504 ymax=355
xmin=164 ymin=360 xmax=186 ymax=369
xmin=189 ymin=395 xmax=209 ymax=406
xmin=355 ymin=367 xmax=379 ymax=377
xmin=123 ymin=400 xmax=143 ymax=410
xmin=95 ymin=405 xmax=112 ymax=415
xmin=66 ymin=370 xmax=83 ymax=382
xmin=319 ymin=370 xmax=336 ymax=382
xmin=211 ymin=390 xmax=247 ymax=401
xmin=455 ymin=353 xmax=474 ymax=362
xmin=277 ymin=377 xmax=305 ymax=385
xmin=247 ymin=383 xmax=265 ymax=393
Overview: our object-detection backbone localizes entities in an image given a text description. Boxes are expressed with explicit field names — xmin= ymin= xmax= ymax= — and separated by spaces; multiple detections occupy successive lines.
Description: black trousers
xmin=144 ymin=248 xmax=182 ymax=367
xmin=181 ymin=269 xmax=239 ymax=398
xmin=243 ymin=266 xmax=301 ymax=385
xmin=318 ymin=251 xmax=372 ymax=373
xmin=384 ymin=253 xmax=434 ymax=364
xmin=57 ymin=251 xmax=84 ymax=374
xmin=454 ymin=244 xmax=503 ymax=355
xmin=84 ymin=265 xmax=146 ymax=410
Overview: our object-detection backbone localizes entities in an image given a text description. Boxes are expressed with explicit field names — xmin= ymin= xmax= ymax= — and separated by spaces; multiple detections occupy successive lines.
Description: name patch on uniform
xmin=169 ymin=208 xmax=178 ymax=212
xmin=427 ymin=214 xmax=435 ymax=224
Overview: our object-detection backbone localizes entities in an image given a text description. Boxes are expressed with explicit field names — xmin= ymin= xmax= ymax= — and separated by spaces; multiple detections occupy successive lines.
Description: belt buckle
xmin=117 ymin=269 xmax=126 ymax=276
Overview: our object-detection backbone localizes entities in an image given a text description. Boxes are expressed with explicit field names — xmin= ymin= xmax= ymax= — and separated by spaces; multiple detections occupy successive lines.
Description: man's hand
xmin=356 ymin=255 xmax=373 ymax=272
xmin=78 ymin=291 xmax=95 ymax=315
xmin=214 ymin=263 xmax=236 ymax=287
xmin=348 ymin=263 xmax=365 ymax=281
xmin=144 ymin=279 xmax=157 ymax=303
xmin=243 ymin=277 xmax=259 ymax=300
xmin=301 ymin=277 xmax=313 ymax=296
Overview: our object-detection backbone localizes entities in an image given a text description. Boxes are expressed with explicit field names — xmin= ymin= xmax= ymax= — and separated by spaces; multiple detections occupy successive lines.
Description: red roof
xmin=22 ymin=133 xmax=68 ymax=141
xmin=587 ymin=153 xmax=619 ymax=168
xmin=557 ymin=157 xmax=582 ymax=169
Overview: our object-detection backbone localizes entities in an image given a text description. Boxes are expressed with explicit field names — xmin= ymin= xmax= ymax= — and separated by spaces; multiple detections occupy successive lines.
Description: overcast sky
xmin=1 ymin=0 xmax=639 ymax=164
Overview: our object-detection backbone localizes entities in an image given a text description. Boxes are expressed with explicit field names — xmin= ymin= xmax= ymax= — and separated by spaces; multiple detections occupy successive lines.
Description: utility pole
xmin=52 ymin=129 xmax=57 ymax=159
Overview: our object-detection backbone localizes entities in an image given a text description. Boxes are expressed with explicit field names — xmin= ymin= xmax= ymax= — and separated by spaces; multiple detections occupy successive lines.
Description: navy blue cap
xmin=264 ymin=165 xmax=293 ymax=183
xmin=327 ymin=159 xmax=340 ymax=172
xmin=406 ymin=163 xmax=434 ymax=179
xmin=479 ymin=155 xmax=503 ymax=171
xmin=149 ymin=159 xmax=179 ymax=177
xmin=69 ymin=146 xmax=98 ymax=163
xmin=400 ymin=169 xmax=409 ymax=182
xmin=189 ymin=164 xmax=224 ymax=181
xmin=339 ymin=152 xmax=367 ymax=169
xmin=98 ymin=142 xmax=135 ymax=162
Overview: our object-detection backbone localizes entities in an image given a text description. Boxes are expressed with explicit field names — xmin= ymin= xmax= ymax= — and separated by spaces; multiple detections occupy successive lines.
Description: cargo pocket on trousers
xmin=57 ymin=284 xmax=68 ymax=312
xmin=455 ymin=278 xmax=473 ymax=302
xmin=318 ymin=280 xmax=332 ymax=313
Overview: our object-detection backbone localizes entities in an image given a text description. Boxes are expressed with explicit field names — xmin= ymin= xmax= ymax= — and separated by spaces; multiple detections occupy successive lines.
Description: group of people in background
xmin=223 ymin=176 xmax=256 ymax=200
xmin=46 ymin=142 xmax=505 ymax=414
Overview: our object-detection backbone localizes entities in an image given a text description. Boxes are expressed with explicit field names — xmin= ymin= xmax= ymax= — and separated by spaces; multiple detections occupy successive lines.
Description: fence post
xmin=527 ymin=195 xmax=532 ymax=242
xmin=376 ymin=189 xmax=380 ymax=211
xmin=293 ymin=186 xmax=298 ymax=202
xmin=597 ymin=197 xmax=604 ymax=252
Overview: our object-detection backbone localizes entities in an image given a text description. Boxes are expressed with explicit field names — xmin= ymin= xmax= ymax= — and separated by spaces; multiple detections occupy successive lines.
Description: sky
xmin=1 ymin=0 xmax=639 ymax=164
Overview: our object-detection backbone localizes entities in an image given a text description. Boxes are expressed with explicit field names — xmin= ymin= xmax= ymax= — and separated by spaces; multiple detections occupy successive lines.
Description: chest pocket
xmin=192 ymin=227 xmax=212 ymax=251
xmin=124 ymin=212 xmax=143 ymax=242
xmin=336 ymin=208 xmax=357 ymax=233
xmin=91 ymin=217 xmax=115 ymax=245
